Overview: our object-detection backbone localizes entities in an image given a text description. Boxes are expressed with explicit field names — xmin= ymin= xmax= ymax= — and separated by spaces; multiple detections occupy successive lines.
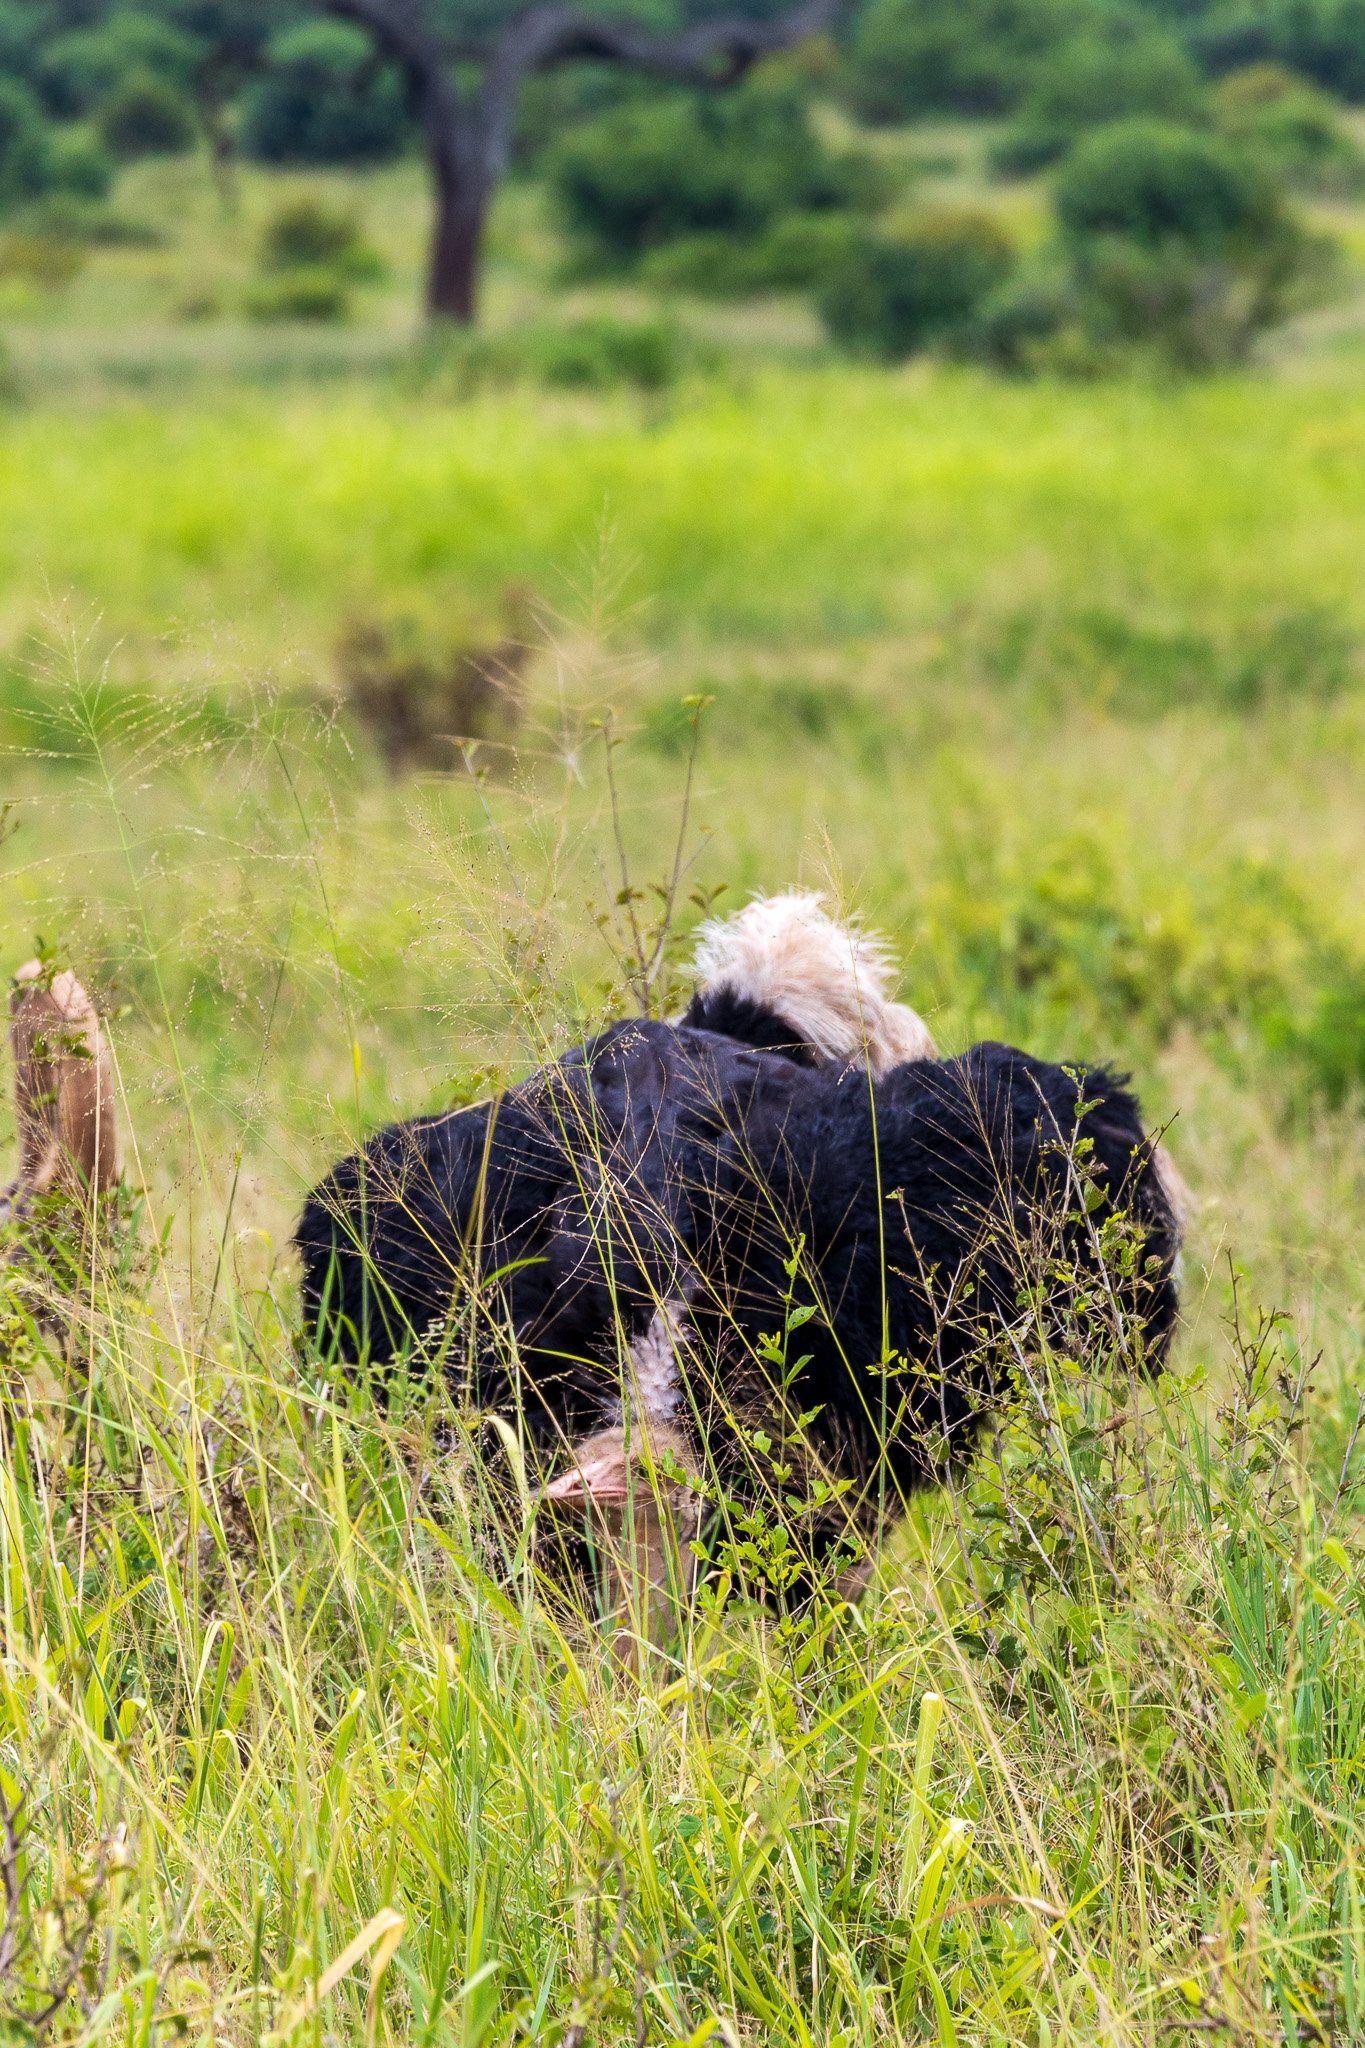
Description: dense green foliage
xmin=0 ymin=74 xmax=113 ymax=208
xmin=972 ymin=117 xmax=1330 ymax=367
xmin=991 ymin=22 xmax=1206 ymax=171
xmin=1055 ymin=116 xmax=1274 ymax=243
xmin=817 ymin=206 xmax=1014 ymax=354
xmin=0 ymin=0 xmax=1357 ymax=356
xmin=1191 ymin=0 xmax=1365 ymax=98
xmin=97 ymin=68 xmax=198 ymax=156
xmin=842 ymin=0 xmax=1094 ymax=119
xmin=548 ymin=79 xmax=879 ymax=266
xmin=240 ymin=21 xmax=410 ymax=165
xmin=1215 ymin=61 xmax=1365 ymax=188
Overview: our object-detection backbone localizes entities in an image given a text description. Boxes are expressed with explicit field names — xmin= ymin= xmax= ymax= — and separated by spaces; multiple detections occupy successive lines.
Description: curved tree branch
xmin=482 ymin=0 xmax=839 ymax=171
xmin=493 ymin=0 xmax=838 ymax=83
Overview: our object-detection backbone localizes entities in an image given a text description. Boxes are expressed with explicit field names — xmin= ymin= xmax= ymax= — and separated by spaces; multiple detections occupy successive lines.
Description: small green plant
xmin=35 ymin=125 xmax=113 ymax=202
xmin=244 ymin=197 xmax=385 ymax=324
xmin=1215 ymin=63 xmax=1365 ymax=193
xmin=549 ymin=74 xmax=881 ymax=274
xmin=988 ymin=118 xmax=1335 ymax=370
xmin=818 ymin=207 xmax=1016 ymax=358
xmin=257 ymin=194 xmax=384 ymax=280
xmin=242 ymin=263 xmax=350 ymax=323
xmin=990 ymin=25 xmax=1206 ymax=175
xmin=97 ymin=68 xmax=197 ymax=159
xmin=1055 ymin=117 xmax=1277 ymax=247
xmin=0 ymin=82 xmax=114 ymax=212
xmin=0 ymin=78 xmax=51 ymax=211
xmin=526 ymin=314 xmax=687 ymax=390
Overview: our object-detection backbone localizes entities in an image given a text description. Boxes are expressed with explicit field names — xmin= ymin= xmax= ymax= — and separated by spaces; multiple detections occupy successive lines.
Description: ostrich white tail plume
xmin=690 ymin=890 xmax=935 ymax=1079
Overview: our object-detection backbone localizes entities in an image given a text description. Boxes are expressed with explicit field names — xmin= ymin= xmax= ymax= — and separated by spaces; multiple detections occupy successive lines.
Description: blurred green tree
xmin=313 ymin=0 xmax=842 ymax=320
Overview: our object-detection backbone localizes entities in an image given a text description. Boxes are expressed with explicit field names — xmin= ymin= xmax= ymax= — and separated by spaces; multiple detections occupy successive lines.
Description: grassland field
xmin=0 ymin=141 xmax=1364 ymax=2046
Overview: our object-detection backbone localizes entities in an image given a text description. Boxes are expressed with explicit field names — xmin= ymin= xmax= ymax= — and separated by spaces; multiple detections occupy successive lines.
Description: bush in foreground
xmin=242 ymin=265 xmax=352 ymax=323
xmin=37 ymin=7 xmax=201 ymax=119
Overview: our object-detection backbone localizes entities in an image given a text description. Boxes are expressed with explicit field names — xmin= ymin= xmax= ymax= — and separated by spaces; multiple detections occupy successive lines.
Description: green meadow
xmin=2 ymin=151 xmax=1365 ymax=2046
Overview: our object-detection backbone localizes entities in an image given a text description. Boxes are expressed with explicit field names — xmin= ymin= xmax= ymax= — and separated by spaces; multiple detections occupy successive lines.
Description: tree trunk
xmin=326 ymin=0 xmax=842 ymax=327
xmin=428 ymin=150 xmax=489 ymax=323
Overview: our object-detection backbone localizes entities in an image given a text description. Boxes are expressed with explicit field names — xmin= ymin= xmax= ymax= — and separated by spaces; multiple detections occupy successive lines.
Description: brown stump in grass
xmin=2 ymin=963 xmax=121 ymax=1226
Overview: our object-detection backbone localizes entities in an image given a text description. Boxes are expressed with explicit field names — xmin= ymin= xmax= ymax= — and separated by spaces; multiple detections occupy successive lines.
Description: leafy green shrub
xmin=38 ymin=9 xmax=201 ymax=119
xmin=1045 ymin=120 xmax=1329 ymax=363
xmin=639 ymin=230 xmax=766 ymax=297
xmin=243 ymin=196 xmax=381 ymax=325
xmin=991 ymin=28 xmax=1207 ymax=174
xmin=548 ymin=80 xmax=879 ymax=268
xmin=842 ymin=0 xmax=1096 ymax=120
xmin=241 ymin=21 xmax=408 ymax=165
xmin=919 ymin=825 xmax=1358 ymax=1076
xmin=1069 ymin=233 xmax=1283 ymax=367
xmin=37 ymin=126 xmax=113 ymax=202
xmin=751 ymin=210 xmax=869 ymax=291
xmin=642 ymin=211 xmax=863 ymax=297
xmin=258 ymin=195 xmax=383 ymax=279
xmin=1215 ymin=64 xmax=1365 ymax=191
xmin=242 ymin=265 xmax=350 ymax=323
xmin=0 ymin=78 xmax=50 ymax=210
xmin=98 ymin=69 xmax=197 ymax=158
xmin=969 ymin=261 xmax=1091 ymax=370
xmin=0 ymin=82 xmax=114 ymax=212
xmin=1056 ymin=118 xmax=1278 ymax=245
xmin=818 ymin=209 xmax=1016 ymax=358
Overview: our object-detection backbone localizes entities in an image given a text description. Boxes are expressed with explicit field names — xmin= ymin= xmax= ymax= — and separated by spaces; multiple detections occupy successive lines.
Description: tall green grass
xmin=3 ymin=368 xmax=1365 ymax=667
xmin=0 ymin=649 xmax=1360 ymax=2041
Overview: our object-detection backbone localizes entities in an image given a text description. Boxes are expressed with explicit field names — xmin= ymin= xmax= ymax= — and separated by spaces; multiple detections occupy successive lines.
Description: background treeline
xmin=1 ymin=0 xmax=1364 ymax=368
